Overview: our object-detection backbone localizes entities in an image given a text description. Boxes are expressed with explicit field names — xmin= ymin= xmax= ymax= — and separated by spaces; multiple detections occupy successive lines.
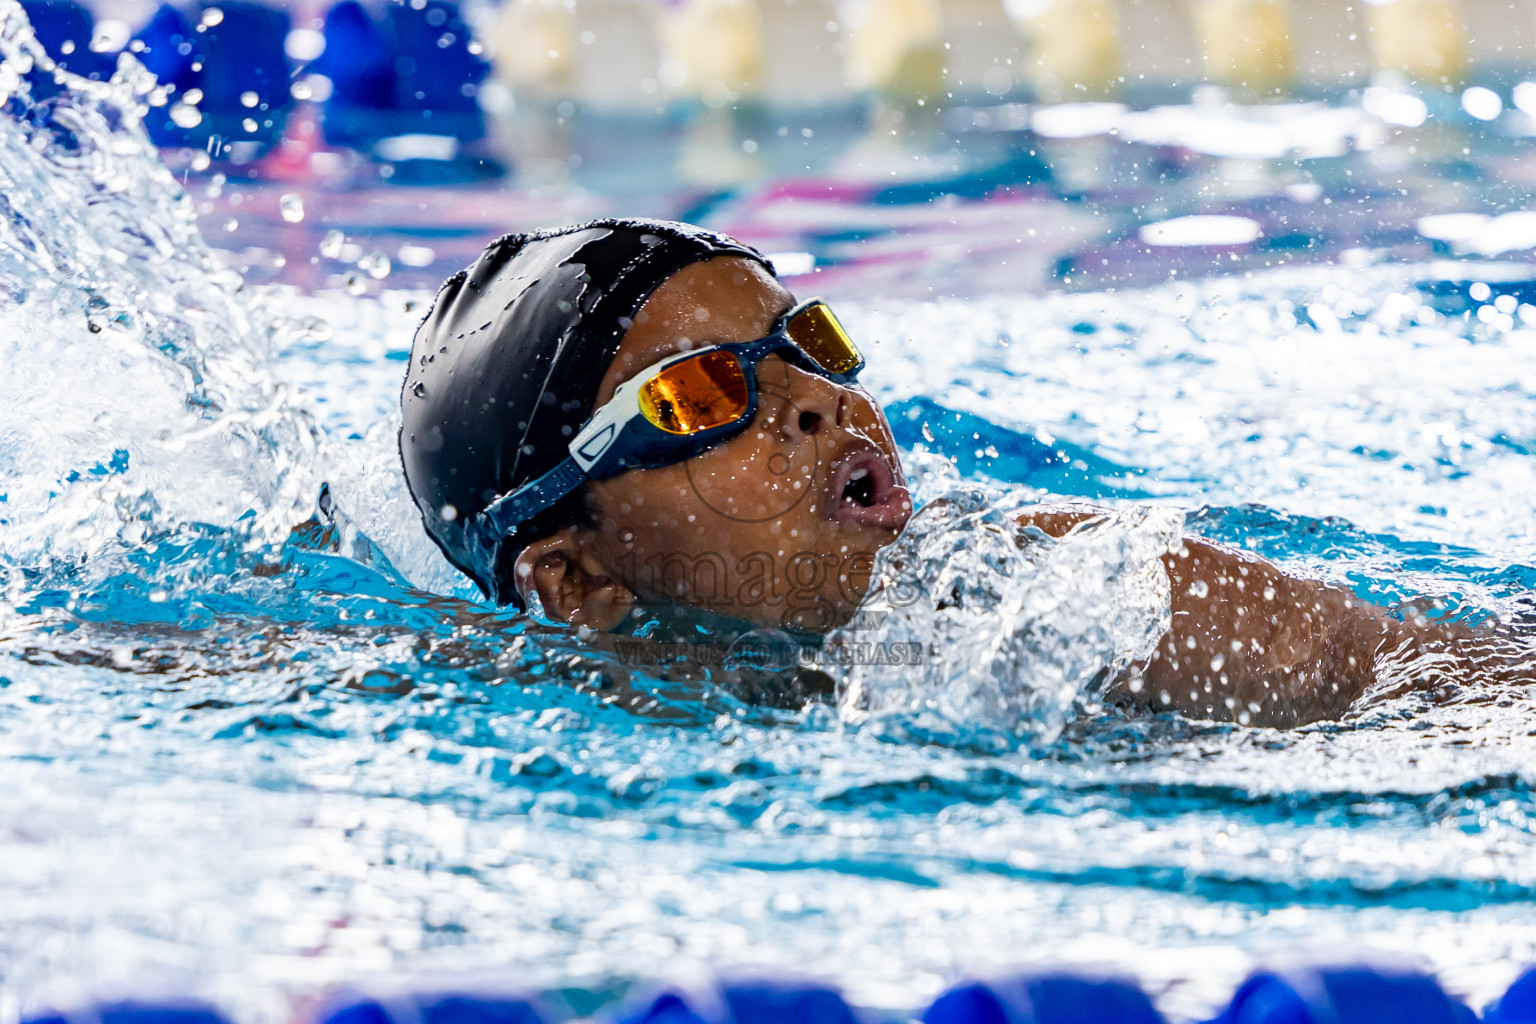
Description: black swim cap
xmin=400 ymin=218 xmax=773 ymax=607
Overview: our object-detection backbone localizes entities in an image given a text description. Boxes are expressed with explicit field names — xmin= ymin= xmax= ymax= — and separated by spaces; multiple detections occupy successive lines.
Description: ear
xmin=512 ymin=528 xmax=635 ymax=632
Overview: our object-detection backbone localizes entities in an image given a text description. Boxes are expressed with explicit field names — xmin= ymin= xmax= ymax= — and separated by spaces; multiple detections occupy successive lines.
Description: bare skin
xmin=508 ymin=256 xmax=1530 ymax=727
xmin=1017 ymin=504 xmax=1528 ymax=726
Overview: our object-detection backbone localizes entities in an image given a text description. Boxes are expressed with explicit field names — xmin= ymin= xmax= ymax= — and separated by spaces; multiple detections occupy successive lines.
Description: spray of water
xmin=0 ymin=0 xmax=320 ymax=594
xmin=833 ymin=488 xmax=1181 ymax=746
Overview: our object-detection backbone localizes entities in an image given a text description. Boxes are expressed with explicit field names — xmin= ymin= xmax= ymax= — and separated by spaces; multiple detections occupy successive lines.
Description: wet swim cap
xmin=400 ymin=218 xmax=773 ymax=607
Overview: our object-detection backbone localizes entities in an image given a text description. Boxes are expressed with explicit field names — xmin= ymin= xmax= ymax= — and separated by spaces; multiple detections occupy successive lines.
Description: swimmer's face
xmin=511 ymin=256 xmax=911 ymax=633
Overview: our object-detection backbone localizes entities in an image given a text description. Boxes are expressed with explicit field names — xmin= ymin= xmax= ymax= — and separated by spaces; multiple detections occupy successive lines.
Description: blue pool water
xmin=9 ymin=3 xmax=1536 ymax=1022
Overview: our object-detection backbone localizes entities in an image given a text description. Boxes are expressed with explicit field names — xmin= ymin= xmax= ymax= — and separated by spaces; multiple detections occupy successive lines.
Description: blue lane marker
xmin=131 ymin=0 xmax=291 ymax=153
xmin=132 ymin=3 xmax=200 ymax=114
xmin=1486 ymin=967 xmax=1536 ymax=1024
xmin=310 ymin=0 xmax=490 ymax=163
xmin=924 ymin=974 xmax=1163 ymax=1024
xmin=320 ymin=993 xmax=549 ymax=1024
xmin=721 ymin=983 xmax=859 ymax=1024
xmin=1208 ymin=966 xmax=1474 ymax=1024
xmin=615 ymin=983 xmax=856 ymax=1024
xmin=19 ymin=0 xmax=115 ymax=79
xmin=25 ymin=1002 xmax=232 ymax=1024
xmin=383 ymin=0 xmax=487 ymax=131
xmin=36 ymin=965 xmax=1536 ymax=1024
xmin=311 ymin=0 xmax=397 ymax=149
xmin=196 ymin=0 xmax=293 ymax=144
xmin=613 ymin=992 xmax=710 ymax=1024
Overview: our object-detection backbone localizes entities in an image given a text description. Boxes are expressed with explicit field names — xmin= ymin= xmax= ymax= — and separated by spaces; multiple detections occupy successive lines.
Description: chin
xmin=839 ymin=519 xmax=905 ymax=551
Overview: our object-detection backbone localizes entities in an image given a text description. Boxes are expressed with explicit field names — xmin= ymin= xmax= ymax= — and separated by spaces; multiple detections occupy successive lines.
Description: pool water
xmin=7 ymin=4 xmax=1536 ymax=1022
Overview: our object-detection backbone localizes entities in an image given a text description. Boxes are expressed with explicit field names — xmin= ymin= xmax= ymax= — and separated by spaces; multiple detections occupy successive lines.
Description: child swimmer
xmin=400 ymin=218 xmax=1527 ymax=728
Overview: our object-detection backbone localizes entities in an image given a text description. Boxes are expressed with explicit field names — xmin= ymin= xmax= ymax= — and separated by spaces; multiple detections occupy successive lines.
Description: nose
xmin=771 ymin=363 xmax=848 ymax=441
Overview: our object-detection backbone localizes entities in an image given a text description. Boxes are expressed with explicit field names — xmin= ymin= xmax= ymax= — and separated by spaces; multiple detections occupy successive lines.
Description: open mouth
xmin=827 ymin=448 xmax=912 ymax=529
xmin=842 ymin=466 xmax=877 ymax=507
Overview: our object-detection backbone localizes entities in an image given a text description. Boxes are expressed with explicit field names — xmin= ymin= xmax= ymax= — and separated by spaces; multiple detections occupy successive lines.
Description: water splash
xmin=833 ymin=489 xmax=1180 ymax=747
xmin=0 ymin=0 xmax=319 ymax=593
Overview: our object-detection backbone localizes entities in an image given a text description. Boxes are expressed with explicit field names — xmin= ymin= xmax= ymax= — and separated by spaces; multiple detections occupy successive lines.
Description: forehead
xmin=595 ymin=256 xmax=793 ymax=405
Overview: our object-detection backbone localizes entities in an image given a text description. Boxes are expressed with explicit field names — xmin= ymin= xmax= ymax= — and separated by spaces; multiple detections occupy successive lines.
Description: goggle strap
xmin=472 ymin=455 xmax=590 ymax=564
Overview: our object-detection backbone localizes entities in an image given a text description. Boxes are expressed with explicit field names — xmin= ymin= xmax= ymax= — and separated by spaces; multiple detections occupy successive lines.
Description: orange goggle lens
xmin=785 ymin=302 xmax=863 ymax=377
xmin=639 ymin=349 xmax=751 ymax=435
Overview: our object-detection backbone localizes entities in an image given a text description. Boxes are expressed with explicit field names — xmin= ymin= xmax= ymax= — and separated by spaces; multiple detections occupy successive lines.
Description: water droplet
xmin=168 ymin=103 xmax=202 ymax=129
xmin=320 ymin=229 xmax=345 ymax=259
xmin=242 ymin=117 xmax=258 ymax=133
xmin=200 ymin=7 xmax=224 ymax=26
xmin=240 ymin=90 xmax=259 ymax=108
xmin=1210 ymin=653 xmax=1225 ymax=671
xmin=358 ymin=251 xmax=391 ymax=280
xmin=279 ymin=193 xmax=304 ymax=223
xmin=344 ymin=272 xmax=367 ymax=296
xmin=222 ymin=217 xmax=238 ymax=232
xmin=411 ymin=381 xmax=426 ymax=397
xmin=1188 ymin=579 xmax=1209 ymax=598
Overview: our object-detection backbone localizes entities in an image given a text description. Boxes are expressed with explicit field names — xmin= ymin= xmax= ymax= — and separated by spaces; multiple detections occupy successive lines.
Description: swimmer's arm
xmin=1014 ymin=504 xmax=1399 ymax=726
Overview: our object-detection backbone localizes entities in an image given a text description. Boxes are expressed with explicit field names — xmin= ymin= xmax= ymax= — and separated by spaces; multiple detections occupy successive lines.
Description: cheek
xmin=681 ymin=421 xmax=824 ymax=523
xmin=849 ymin=388 xmax=901 ymax=458
xmin=589 ymin=466 xmax=704 ymax=537
xmin=588 ymin=460 xmax=777 ymax=570
xmin=588 ymin=458 xmax=882 ymax=628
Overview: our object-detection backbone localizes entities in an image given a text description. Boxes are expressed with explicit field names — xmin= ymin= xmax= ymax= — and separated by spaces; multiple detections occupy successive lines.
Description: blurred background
xmin=23 ymin=0 xmax=1536 ymax=298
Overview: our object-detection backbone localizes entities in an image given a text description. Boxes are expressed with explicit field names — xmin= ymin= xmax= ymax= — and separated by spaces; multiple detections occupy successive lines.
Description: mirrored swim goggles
xmin=467 ymin=299 xmax=863 ymax=564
